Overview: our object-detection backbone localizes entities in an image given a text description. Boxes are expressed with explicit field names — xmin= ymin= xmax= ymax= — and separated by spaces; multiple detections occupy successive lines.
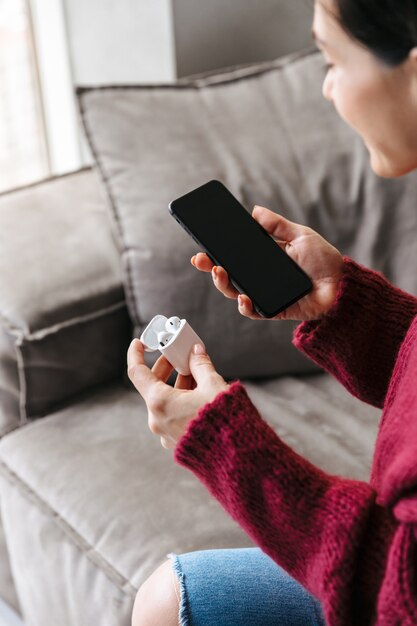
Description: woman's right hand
xmin=191 ymin=205 xmax=344 ymax=322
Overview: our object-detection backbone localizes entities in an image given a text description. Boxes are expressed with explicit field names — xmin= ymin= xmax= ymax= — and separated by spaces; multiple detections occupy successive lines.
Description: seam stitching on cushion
xmin=0 ymin=460 xmax=137 ymax=596
xmin=0 ymin=299 xmax=128 ymax=340
xmin=14 ymin=300 xmax=127 ymax=342
xmin=77 ymin=97 xmax=142 ymax=329
xmin=2 ymin=303 xmax=129 ymax=429
xmin=0 ymin=313 xmax=20 ymax=335
xmin=123 ymin=252 xmax=143 ymax=328
xmin=76 ymin=96 xmax=126 ymax=253
xmin=0 ymin=424 xmax=18 ymax=439
xmin=76 ymin=47 xmax=318 ymax=93
xmin=13 ymin=342 xmax=28 ymax=427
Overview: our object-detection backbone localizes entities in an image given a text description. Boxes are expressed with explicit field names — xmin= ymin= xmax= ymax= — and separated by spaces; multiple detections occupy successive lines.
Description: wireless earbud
xmin=157 ymin=331 xmax=174 ymax=347
xmin=139 ymin=314 xmax=204 ymax=376
xmin=166 ymin=316 xmax=181 ymax=331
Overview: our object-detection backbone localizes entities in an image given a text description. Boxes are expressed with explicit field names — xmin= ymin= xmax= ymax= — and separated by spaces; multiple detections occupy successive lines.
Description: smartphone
xmin=168 ymin=180 xmax=313 ymax=318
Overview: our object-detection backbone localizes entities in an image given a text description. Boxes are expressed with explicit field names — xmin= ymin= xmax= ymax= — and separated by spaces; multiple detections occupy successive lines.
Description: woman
xmin=127 ymin=0 xmax=417 ymax=624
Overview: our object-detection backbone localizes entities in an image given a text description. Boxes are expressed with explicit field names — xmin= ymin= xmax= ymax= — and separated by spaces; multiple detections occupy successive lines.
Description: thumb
xmin=252 ymin=205 xmax=303 ymax=242
xmin=189 ymin=343 xmax=216 ymax=385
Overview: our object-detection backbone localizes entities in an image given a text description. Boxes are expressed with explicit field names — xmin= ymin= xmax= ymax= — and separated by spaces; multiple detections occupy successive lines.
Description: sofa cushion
xmin=0 ymin=508 xmax=20 ymax=614
xmin=77 ymin=47 xmax=417 ymax=381
xmin=76 ymin=49 xmax=322 ymax=381
xmin=0 ymin=373 xmax=380 ymax=625
xmin=0 ymin=168 xmax=132 ymax=435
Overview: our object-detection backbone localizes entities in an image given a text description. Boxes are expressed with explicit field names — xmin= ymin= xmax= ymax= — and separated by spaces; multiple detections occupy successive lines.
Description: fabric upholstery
xmin=0 ymin=504 xmax=20 ymax=614
xmin=76 ymin=49 xmax=320 ymax=380
xmin=0 ymin=372 xmax=380 ymax=625
xmin=0 ymin=169 xmax=132 ymax=432
xmin=77 ymin=47 xmax=417 ymax=381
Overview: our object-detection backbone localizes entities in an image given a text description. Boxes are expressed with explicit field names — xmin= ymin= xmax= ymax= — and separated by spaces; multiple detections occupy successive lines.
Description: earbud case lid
xmin=140 ymin=315 xmax=168 ymax=352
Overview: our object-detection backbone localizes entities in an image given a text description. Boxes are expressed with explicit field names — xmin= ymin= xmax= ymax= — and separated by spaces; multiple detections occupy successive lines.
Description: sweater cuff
xmin=174 ymin=380 xmax=253 ymax=471
xmin=292 ymin=257 xmax=417 ymax=407
xmin=293 ymin=256 xmax=374 ymax=353
xmin=293 ymin=256 xmax=417 ymax=357
xmin=174 ymin=379 xmax=326 ymax=485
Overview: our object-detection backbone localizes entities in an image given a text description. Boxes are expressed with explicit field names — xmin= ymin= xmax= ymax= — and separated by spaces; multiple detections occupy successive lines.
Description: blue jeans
xmin=168 ymin=548 xmax=326 ymax=626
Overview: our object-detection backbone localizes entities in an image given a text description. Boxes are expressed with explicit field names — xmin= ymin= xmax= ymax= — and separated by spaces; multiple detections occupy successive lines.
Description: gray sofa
xmin=1 ymin=49 xmax=416 ymax=626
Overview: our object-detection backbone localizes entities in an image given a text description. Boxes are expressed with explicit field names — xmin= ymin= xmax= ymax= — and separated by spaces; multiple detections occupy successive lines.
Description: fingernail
xmin=212 ymin=266 xmax=218 ymax=279
xmin=238 ymin=295 xmax=243 ymax=306
xmin=191 ymin=256 xmax=196 ymax=266
xmin=193 ymin=343 xmax=205 ymax=355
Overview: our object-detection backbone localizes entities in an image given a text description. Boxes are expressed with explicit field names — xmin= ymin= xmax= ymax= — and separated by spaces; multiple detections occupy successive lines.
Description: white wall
xmin=62 ymin=0 xmax=177 ymax=85
xmin=62 ymin=0 xmax=313 ymax=85
xmin=172 ymin=0 xmax=314 ymax=77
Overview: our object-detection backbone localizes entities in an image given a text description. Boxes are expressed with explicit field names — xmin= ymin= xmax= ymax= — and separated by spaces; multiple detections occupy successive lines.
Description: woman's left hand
xmin=127 ymin=339 xmax=229 ymax=449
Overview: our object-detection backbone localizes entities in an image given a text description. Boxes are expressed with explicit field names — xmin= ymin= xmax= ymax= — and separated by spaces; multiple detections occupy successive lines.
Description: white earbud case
xmin=139 ymin=315 xmax=204 ymax=376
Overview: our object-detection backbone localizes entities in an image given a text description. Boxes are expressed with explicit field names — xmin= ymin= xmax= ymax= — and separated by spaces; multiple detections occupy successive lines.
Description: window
xmin=0 ymin=0 xmax=86 ymax=194
xmin=0 ymin=0 xmax=50 ymax=192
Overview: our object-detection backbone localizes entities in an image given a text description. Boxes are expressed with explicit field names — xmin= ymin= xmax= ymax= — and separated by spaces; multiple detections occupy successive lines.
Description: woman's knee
xmin=131 ymin=558 xmax=180 ymax=626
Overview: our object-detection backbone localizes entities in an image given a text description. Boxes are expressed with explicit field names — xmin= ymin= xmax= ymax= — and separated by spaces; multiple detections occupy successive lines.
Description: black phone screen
xmin=169 ymin=179 xmax=312 ymax=318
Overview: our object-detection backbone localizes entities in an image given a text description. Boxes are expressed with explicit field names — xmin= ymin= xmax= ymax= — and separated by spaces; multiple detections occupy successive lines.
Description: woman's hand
xmin=127 ymin=339 xmax=229 ymax=449
xmin=192 ymin=205 xmax=344 ymax=322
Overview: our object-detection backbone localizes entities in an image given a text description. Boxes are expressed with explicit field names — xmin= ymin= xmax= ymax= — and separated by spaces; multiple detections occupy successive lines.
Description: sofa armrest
xmin=0 ymin=168 xmax=132 ymax=436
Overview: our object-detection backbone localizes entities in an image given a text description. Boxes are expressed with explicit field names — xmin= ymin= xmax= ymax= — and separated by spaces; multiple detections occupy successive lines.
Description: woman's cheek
xmin=333 ymin=79 xmax=370 ymax=140
xmin=332 ymin=80 xmax=396 ymax=176
xmin=330 ymin=83 xmax=352 ymax=129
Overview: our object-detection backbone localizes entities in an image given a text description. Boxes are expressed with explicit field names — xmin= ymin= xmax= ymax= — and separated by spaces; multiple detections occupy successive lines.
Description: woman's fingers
xmin=237 ymin=294 xmax=261 ymax=320
xmin=151 ymin=354 xmax=174 ymax=383
xmin=127 ymin=339 xmax=163 ymax=399
xmin=174 ymin=373 xmax=196 ymax=390
xmin=191 ymin=254 xmax=261 ymax=319
xmin=191 ymin=252 xmax=213 ymax=272
xmin=211 ymin=266 xmax=239 ymax=299
xmin=212 ymin=270 xmax=261 ymax=319
xmin=152 ymin=359 xmax=196 ymax=390
xmin=191 ymin=253 xmax=240 ymax=299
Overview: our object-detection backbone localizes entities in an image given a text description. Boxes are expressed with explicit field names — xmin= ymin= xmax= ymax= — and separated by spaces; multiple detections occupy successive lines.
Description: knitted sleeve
xmin=174 ymin=381 xmax=413 ymax=626
xmin=293 ymin=257 xmax=417 ymax=408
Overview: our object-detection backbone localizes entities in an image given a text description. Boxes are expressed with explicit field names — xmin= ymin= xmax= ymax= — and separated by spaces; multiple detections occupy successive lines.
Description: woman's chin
xmin=370 ymin=161 xmax=396 ymax=178
xmin=368 ymin=149 xmax=412 ymax=179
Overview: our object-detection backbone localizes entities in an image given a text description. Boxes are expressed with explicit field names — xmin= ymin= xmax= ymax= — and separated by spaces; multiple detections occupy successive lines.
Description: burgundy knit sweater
xmin=174 ymin=257 xmax=417 ymax=626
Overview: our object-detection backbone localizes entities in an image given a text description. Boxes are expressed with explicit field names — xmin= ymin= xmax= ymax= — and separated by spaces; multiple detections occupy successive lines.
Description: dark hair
xmin=326 ymin=0 xmax=417 ymax=66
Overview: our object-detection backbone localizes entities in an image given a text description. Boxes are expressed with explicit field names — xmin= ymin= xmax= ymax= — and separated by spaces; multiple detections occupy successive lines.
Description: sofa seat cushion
xmin=0 ymin=168 xmax=132 ymax=435
xmin=0 ymin=511 xmax=20 ymax=614
xmin=0 ymin=373 xmax=380 ymax=625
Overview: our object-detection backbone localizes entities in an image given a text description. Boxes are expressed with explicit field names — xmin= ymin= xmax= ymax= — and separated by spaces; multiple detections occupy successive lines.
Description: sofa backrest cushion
xmin=0 ymin=169 xmax=132 ymax=435
xmin=77 ymin=48 xmax=417 ymax=379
